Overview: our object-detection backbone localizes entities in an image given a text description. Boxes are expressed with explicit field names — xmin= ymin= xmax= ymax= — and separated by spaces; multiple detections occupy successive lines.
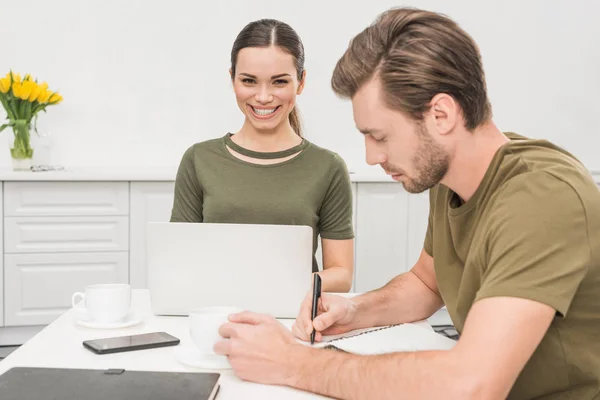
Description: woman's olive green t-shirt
xmin=170 ymin=133 xmax=355 ymax=272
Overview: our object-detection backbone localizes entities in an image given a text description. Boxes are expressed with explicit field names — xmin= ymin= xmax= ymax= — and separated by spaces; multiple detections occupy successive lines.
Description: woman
xmin=170 ymin=19 xmax=354 ymax=292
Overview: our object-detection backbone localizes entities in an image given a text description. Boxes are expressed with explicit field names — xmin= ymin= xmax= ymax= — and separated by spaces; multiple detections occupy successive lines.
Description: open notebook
xmin=312 ymin=323 xmax=457 ymax=355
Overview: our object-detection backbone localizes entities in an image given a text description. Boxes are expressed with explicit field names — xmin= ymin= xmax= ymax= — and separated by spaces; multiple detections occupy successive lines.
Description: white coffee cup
xmin=72 ymin=283 xmax=131 ymax=324
xmin=189 ymin=307 xmax=242 ymax=356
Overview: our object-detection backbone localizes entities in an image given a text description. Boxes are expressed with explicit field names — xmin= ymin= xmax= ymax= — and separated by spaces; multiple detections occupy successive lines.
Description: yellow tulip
xmin=0 ymin=77 xmax=10 ymax=94
xmin=12 ymin=82 xmax=23 ymax=98
xmin=19 ymin=80 xmax=36 ymax=100
xmin=10 ymin=72 xmax=21 ymax=84
xmin=37 ymin=90 xmax=52 ymax=103
xmin=49 ymin=92 xmax=63 ymax=104
xmin=39 ymin=82 xmax=48 ymax=91
xmin=28 ymin=83 xmax=43 ymax=102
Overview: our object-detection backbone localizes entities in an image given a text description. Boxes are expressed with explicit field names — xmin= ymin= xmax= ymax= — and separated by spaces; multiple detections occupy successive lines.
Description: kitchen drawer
xmin=4 ymin=252 xmax=129 ymax=326
xmin=4 ymin=182 xmax=129 ymax=217
xmin=4 ymin=216 xmax=129 ymax=253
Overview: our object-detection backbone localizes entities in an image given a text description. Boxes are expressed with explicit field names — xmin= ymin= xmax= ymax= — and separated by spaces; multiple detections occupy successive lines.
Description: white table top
xmin=0 ymin=289 xmax=432 ymax=399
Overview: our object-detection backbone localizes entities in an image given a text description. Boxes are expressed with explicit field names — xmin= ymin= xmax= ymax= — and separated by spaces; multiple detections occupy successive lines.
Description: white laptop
xmin=146 ymin=222 xmax=313 ymax=318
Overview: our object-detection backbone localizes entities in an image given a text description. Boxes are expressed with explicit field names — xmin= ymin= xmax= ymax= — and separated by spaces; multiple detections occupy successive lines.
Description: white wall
xmin=1 ymin=0 xmax=599 ymax=171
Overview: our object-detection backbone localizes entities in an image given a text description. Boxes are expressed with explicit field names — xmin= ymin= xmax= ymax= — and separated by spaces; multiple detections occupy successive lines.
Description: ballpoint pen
xmin=310 ymin=273 xmax=322 ymax=345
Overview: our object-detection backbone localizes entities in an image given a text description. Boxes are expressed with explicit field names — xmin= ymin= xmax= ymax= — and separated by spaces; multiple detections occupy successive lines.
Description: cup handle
xmin=72 ymin=292 xmax=85 ymax=308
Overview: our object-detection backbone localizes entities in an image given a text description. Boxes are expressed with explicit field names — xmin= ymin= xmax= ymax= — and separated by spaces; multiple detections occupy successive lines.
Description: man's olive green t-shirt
xmin=424 ymin=133 xmax=600 ymax=399
xmin=170 ymin=133 xmax=355 ymax=272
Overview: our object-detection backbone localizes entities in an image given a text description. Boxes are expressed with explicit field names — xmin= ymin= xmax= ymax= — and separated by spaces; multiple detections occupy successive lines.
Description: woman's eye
xmin=242 ymin=78 xmax=256 ymax=84
xmin=273 ymin=79 xmax=288 ymax=85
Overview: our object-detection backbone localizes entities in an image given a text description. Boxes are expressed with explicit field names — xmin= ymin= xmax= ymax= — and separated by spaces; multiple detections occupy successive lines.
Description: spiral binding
xmin=323 ymin=324 xmax=401 ymax=350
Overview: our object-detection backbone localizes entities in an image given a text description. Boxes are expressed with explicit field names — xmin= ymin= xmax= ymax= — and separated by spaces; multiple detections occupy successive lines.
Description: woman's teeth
xmin=252 ymin=106 xmax=278 ymax=116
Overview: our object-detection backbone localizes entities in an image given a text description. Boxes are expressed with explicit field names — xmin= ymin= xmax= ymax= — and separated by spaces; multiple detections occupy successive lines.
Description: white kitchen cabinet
xmin=129 ymin=182 xmax=175 ymax=289
xmin=354 ymin=183 xmax=409 ymax=292
xmin=4 ymin=216 xmax=129 ymax=253
xmin=2 ymin=181 xmax=130 ymax=327
xmin=4 ymin=252 xmax=128 ymax=326
xmin=4 ymin=182 xmax=129 ymax=217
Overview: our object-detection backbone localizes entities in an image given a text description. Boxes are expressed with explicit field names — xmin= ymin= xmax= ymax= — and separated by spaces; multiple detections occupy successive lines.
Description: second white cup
xmin=72 ymin=283 xmax=131 ymax=324
xmin=189 ymin=306 xmax=242 ymax=356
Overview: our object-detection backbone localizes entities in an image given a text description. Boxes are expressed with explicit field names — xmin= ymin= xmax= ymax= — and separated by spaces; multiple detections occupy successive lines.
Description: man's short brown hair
xmin=331 ymin=7 xmax=492 ymax=130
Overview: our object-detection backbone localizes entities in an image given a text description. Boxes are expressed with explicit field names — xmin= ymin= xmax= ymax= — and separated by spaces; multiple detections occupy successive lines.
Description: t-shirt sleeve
xmin=475 ymin=172 xmax=590 ymax=317
xmin=318 ymin=154 xmax=355 ymax=240
xmin=170 ymin=145 xmax=204 ymax=223
xmin=423 ymin=186 xmax=437 ymax=257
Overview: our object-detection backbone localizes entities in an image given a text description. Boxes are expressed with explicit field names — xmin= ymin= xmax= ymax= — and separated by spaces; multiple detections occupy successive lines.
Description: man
xmin=214 ymin=7 xmax=600 ymax=399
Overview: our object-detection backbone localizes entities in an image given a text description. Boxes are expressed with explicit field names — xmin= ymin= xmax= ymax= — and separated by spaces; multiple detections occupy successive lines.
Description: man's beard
xmin=396 ymin=123 xmax=450 ymax=194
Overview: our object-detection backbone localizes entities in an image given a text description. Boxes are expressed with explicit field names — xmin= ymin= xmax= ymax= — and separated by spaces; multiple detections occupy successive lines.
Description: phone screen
xmin=83 ymin=332 xmax=180 ymax=354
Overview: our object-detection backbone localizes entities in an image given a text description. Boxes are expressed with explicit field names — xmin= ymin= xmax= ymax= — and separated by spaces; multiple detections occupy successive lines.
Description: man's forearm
xmin=352 ymin=271 xmax=444 ymax=328
xmin=287 ymin=345 xmax=471 ymax=400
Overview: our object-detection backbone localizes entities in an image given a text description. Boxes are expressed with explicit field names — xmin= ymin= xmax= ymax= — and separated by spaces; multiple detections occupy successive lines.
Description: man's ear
xmin=429 ymin=93 xmax=458 ymax=135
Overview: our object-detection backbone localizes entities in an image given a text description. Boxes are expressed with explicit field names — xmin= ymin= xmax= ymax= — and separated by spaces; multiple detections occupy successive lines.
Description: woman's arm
xmin=319 ymin=238 xmax=354 ymax=292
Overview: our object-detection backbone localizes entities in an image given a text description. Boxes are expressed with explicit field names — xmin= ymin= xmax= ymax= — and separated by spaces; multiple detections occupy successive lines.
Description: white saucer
xmin=75 ymin=311 xmax=143 ymax=329
xmin=174 ymin=346 xmax=231 ymax=370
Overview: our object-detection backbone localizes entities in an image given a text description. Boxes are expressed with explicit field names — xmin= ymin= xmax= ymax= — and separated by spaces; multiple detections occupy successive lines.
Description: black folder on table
xmin=0 ymin=367 xmax=220 ymax=400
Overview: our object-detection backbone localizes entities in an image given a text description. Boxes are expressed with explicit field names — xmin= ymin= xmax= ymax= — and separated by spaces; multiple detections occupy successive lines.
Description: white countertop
xmin=0 ymin=166 xmax=597 ymax=183
xmin=0 ymin=166 xmax=396 ymax=182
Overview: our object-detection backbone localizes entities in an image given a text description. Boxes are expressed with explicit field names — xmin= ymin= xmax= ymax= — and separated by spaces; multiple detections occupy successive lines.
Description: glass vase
xmin=10 ymin=119 xmax=34 ymax=171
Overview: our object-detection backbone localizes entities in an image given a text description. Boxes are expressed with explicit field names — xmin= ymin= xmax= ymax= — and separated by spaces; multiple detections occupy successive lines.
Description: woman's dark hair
xmin=231 ymin=19 xmax=305 ymax=136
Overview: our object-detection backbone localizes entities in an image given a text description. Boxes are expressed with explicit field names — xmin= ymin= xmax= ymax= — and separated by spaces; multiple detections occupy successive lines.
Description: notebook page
xmin=324 ymin=323 xmax=457 ymax=355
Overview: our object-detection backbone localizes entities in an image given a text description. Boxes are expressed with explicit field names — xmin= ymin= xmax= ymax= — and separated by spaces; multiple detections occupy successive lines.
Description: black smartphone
xmin=83 ymin=332 xmax=180 ymax=355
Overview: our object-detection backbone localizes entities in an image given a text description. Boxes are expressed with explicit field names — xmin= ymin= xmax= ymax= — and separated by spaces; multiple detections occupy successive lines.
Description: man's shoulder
xmin=426 ymin=165 xmax=596 ymax=220
xmin=494 ymin=166 xmax=596 ymax=208
xmin=491 ymin=131 xmax=596 ymax=209
xmin=482 ymin=170 xmax=597 ymax=241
